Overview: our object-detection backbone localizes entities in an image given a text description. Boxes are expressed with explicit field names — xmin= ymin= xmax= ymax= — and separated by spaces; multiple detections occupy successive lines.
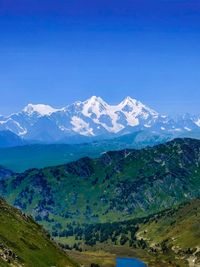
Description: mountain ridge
xmin=1 ymin=137 xmax=200 ymax=234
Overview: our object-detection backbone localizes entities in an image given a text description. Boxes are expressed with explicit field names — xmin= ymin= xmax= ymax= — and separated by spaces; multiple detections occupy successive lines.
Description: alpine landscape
xmin=0 ymin=1 xmax=200 ymax=267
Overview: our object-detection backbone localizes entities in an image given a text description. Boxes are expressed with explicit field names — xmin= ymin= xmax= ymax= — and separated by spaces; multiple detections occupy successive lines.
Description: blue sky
xmin=0 ymin=0 xmax=200 ymax=115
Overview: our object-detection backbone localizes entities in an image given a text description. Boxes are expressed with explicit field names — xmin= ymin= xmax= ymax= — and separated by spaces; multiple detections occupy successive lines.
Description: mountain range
xmin=1 ymin=138 xmax=200 ymax=266
xmin=0 ymin=96 xmax=200 ymax=143
xmin=1 ymin=138 xmax=200 ymax=232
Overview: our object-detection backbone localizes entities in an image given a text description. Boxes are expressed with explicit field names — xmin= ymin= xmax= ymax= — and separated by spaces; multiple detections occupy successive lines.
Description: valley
xmin=58 ymin=199 xmax=200 ymax=267
xmin=1 ymin=195 xmax=199 ymax=267
xmin=1 ymin=0 xmax=199 ymax=264
xmin=0 ymin=137 xmax=200 ymax=266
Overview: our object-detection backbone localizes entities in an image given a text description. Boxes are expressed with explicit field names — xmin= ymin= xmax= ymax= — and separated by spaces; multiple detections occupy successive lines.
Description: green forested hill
xmin=1 ymin=138 xmax=200 ymax=236
xmin=0 ymin=198 xmax=77 ymax=267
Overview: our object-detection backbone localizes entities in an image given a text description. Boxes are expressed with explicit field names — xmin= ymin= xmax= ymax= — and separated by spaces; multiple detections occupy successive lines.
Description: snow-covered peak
xmin=120 ymin=96 xmax=138 ymax=105
xmin=23 ymin=104 xmax=59 ymax=116
xmin=83 ymin=96 xmax=108 ymax=106
xmin=82 ymin=96 xmax=109 ymax=118
xmin=118 ymin=96 xmax=143 ymax=109
xmin=118 ymin=96 xmax=157 ymax=115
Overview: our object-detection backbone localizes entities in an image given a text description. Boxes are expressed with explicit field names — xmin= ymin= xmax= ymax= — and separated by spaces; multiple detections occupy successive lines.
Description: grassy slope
xmin=138 ymin=198 xmax=200 ymax=249
xmin=0 ymin=198 xmax=78 ymax=267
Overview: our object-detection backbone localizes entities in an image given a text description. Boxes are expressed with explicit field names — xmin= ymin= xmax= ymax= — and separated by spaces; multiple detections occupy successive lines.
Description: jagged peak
xmin=83 ymin=96 xmax=108 ymax=106
xmin=117 ymin=96 xmax=158 ymax=117
xmin=118 ymin=96 xmax=141 ymax=107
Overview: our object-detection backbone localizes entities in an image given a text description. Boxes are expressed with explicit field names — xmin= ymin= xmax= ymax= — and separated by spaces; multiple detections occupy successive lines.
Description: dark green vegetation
xmin=65 ymin=199 xmax=200 ymax=266
xmin=0 ymin=198 xmax=78 ymax=267
xmin=0 ymin=131 xmax=170 ymax=172
xmin=1 ymin=138 xmax=200 ymax=234
xmin=0 ymin=138 xmax=200 ymax=267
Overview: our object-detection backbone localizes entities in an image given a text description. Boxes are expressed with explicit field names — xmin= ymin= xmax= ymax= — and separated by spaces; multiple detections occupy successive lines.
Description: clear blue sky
xmin=0 ymin=0 xmax=200 ymax=115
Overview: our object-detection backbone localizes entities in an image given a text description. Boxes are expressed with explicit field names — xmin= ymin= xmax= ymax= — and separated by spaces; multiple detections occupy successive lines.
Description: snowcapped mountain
xmin=23 ymin=103 xmax=61 ymax=116
xmin=0 ymin=96 xmax=199 ymax=143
